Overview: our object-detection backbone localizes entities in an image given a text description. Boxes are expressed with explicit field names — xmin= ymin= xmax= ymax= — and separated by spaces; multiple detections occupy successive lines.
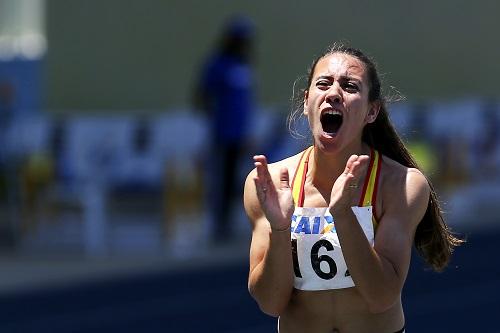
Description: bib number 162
xmin=292 ymin=239 xmax=345 ymax=280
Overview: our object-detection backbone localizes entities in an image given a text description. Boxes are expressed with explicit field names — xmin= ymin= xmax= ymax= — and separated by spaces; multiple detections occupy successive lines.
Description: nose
xmin=325 ymin=82 xmax=342 ymax=104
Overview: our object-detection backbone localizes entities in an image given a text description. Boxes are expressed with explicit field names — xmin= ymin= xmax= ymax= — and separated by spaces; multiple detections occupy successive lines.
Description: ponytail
xmin=363 ymin=105 xmax=464 ymax=271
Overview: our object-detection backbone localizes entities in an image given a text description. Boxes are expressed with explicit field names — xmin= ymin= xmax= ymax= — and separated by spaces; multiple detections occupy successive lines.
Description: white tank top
xmin=290 ymin=146 xmax=382 ymax=290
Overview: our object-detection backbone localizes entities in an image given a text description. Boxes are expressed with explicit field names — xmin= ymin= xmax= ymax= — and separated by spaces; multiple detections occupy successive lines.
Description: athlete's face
xmin=304 ymin=53 xmax=379 ymax=153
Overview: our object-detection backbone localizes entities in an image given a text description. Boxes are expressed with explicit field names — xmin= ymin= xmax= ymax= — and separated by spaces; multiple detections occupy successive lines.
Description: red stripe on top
xmin=358 ymin=148 xmax=375 ymax=207
xmin=371 ymin=153 xmax=383 ymax=220
xmin=297 ymin=148 xmax=313 ymax=207
xmin=290 ymin=148 xmax=309 ymax=191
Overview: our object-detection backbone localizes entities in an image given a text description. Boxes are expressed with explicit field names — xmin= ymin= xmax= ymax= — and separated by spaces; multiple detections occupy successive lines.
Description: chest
xmin=299 ymin=177 xmax=385 ymax=222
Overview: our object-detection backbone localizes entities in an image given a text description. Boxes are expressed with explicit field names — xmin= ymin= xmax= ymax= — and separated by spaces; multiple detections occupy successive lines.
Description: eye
xmin=315 ymin=80 xmax=331 ymax=89
xmin=343 ymin=82 xmax=359 ymax=93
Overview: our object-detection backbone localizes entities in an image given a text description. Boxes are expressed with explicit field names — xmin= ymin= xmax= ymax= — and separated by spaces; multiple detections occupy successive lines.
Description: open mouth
xmin=320 ymin=110 xmax=343 ymax=135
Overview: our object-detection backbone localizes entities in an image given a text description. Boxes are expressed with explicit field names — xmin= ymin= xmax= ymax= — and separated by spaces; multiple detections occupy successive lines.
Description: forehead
xmin=313 ymin=53 xmax=367 ymax=80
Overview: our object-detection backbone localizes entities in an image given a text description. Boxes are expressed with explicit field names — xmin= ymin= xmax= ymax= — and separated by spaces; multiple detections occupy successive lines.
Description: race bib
xmin=290 ymin=206 xmax=375 ymax=291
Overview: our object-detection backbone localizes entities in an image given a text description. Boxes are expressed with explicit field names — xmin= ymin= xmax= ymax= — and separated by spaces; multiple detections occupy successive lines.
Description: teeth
xmin=324 ymin=110 xmax=342 ymax=116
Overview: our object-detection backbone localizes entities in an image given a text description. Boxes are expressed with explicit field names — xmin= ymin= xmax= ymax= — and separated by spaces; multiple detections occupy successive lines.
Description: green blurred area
xmin=407 ymin=140 xmax=437 ymax=175
xmin=45 ymin=0 xmax=500 ymax=113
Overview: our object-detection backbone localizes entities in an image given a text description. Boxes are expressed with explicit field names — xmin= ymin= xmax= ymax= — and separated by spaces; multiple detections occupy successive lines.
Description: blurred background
xmin=0 ymin=0 xmax=499 ymax=332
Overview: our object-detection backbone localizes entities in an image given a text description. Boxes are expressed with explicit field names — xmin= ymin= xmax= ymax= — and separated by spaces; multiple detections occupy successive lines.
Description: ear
xmin=303 ymin=90 xmax=309 ymax=116
xmin=365 ymin=101 xmax=380 ymax=124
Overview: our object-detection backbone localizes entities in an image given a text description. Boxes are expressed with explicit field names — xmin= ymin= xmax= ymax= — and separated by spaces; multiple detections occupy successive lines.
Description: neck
xmin=309 ymin=141 xmax=370 ymax=192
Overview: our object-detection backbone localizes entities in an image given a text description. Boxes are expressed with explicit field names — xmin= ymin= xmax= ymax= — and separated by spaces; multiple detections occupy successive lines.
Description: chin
xmin=315 ymin=135 xmax=342 ymax=153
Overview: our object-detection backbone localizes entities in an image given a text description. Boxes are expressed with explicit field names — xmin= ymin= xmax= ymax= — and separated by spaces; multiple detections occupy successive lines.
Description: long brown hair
xmin=289 ymin=42 xmax=463 ymax=271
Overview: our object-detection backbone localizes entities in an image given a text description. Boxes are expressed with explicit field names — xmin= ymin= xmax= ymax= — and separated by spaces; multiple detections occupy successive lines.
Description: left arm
xmin=330 ymin=156 xmax=430 ymax=313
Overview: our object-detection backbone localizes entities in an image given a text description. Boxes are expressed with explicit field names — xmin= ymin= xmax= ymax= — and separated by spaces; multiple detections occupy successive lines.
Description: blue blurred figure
xmin=194 ymin=15 xmax=256 ymax=243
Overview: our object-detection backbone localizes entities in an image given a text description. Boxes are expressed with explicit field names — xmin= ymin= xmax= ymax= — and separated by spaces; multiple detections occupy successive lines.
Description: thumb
xmin=279 ymin=168 xmax=290 ymax=190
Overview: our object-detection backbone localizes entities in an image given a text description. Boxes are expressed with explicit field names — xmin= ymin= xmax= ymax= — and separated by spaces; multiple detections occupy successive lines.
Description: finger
xmin=253 ymin=155 xmax=266 ymax=163
xmin=254 ymin=155 xmax=273 ymax=185
xmin=254 ymin=156 xmax=276 ymax=198
xmin=279 ymin=168 xmax=290 ymax=190
xmin=343 ymin=155 xmax=359 ymax=176
xmin=253 ymin=163 xmax=263 ymax=185
xmin=254 ymin=157 xmax=268 ymax=181
xmin=344 ymin=155 xmax=372 ymax=191
xmin=253 ymin=177 xmax=267 ymax=203
xmin=349 ymin=155 xmax=370 ymax=177
xmin=357 ymin=154 xmax=370 ymax=165
xmin=253 ymin=155 xmax=266 ymax=172
xmin=253 ymin=167 xmax=270 ymax=194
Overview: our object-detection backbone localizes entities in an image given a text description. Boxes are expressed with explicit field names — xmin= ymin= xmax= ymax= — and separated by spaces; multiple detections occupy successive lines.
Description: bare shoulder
xmin=379 ymin=155 xmax=430 ymax=227
xmin=243 ymin=150 xmax=306 ymax=223
xmin=245 ymin=150 xmax=306 ymax=188
xmin=380 ymin=156 xmax=430 ymax=194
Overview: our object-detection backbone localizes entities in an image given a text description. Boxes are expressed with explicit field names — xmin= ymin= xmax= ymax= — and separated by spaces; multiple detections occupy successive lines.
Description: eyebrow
xmin=315 ymin=75 xmax=362 ymax=83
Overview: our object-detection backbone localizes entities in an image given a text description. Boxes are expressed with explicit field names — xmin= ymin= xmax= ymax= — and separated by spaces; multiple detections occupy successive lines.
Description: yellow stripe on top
xmin=360 ymin=149 xmax=379 ymax=207
xmin=358 ymin=149 xmax=381 ymax=229
xmin=291 ymin=146 xmax=313 ymax=207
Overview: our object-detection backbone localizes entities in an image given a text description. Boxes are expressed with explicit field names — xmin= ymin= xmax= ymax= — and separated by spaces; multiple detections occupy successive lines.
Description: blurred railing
xmin=0 ymin=99 xmax=499 ymax=257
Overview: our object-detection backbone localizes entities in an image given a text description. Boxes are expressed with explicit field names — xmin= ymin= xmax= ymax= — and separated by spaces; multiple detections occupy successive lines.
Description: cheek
xmin=345 ymin=95 xmax=365 ymax=112
xmin=305 ymin=105 xmax=319 ymax=128
xmin=348 ymin=93 xmax=370 ymax=109
xmin=345 ymin=98 xmax=372 ymax=124
xmin=304 ymin=91 xmax=323 ymax=114
xmin=306 ymin=107 xmax=315 ymax=124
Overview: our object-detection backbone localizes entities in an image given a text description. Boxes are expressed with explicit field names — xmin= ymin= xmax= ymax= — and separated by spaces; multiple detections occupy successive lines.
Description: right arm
xmin=244 ymin=156 xmax=295 ymax=317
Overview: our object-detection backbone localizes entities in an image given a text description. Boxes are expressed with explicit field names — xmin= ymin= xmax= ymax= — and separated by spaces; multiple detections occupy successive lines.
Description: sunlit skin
xmin=244 ymin=53 xmax=430 ymax=332
xmin=303 ymin=54 xmax=378 ymax=211
xmin=305 ymin=54 xmax=376 ymax=156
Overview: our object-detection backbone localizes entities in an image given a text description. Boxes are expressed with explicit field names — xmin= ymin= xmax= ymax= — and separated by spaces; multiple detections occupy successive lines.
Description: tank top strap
xmin=358 ymin=148 xmax=383 ymax=227
xmin=291 ymin=146 xmax=313 ymax=207
xmin=291 ymin=147 xmax=383 ymax=224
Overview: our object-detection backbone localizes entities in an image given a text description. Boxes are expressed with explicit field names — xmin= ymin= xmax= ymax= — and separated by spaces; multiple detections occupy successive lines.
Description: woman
xmin=243 ymin=44 xmax=462 ymax=333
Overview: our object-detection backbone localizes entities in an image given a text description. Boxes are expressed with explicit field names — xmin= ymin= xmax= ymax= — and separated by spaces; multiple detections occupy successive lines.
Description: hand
xmin=329 ymin=154 xmax=370 ymax=216
xmin=253 ymin=155 xmax=294 ymax=231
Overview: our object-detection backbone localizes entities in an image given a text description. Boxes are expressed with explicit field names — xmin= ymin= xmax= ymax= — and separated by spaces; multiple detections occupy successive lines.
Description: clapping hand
xmin=253 ymin=155 xmax=294 ymax=231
